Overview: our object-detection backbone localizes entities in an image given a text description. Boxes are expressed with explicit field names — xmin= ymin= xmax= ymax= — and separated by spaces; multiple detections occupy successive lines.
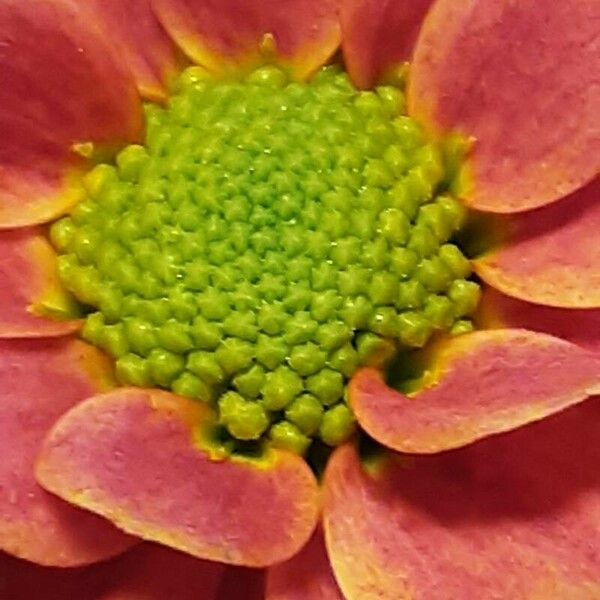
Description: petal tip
xmin=350 ymin=330 xmax=599 ymax=453
xmin=37 ymin=388 xmax=320 ymax=568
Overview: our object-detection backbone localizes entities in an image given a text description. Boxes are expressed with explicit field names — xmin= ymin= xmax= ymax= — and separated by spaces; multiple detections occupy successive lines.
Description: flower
xmin=0 ymin=0 xmax=598 ymax=598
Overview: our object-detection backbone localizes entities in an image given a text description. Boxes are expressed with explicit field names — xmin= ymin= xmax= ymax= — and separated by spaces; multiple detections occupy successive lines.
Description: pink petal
xmin=0 ymin=549 xmax=112 ymax=600
xmin=477 ymin=287 xmax=600 ymax=354
xmin=475 ymin=178 xmax=600 ymax=308
xmin=409 ymin=0 xmax=599 ymax=213
xmin=99 ymin=543 xmax=225 ymax=600
xmin=266 ymin=526 xmax=344 ymax=600
xmin=37 ymin=388 xmax=320 ymax=568
xmin=0 ymin=338 xmax=134 ymax=566
xmin=151 ymin=0 xmax=341 ymax=80
xmin=0 ymin=0 xmax=142 ymax=228
xmin=217 ymin=567 xmax=266 ymax=600
xmin=340 ymin=0 xmax=435 ymax=88
xmin=349 ymin=329 xmax=600 ymax=453
xmin=85 ymin=0 xmax=182 ymax=102
xmin=0 ymin=228 xmax=81 ymax=338
xmin=0 ymin=543 xmax=227 ymax=600
xmin=324 ymin=401 xmax=600 ymax=599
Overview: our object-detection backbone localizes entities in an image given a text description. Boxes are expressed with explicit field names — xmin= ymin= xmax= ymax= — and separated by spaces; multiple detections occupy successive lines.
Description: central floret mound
xmin=51 ymin=65 xmax=480 ymax=454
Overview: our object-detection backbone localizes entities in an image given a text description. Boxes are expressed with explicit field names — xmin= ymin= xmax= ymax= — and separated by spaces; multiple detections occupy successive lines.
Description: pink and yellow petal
xmin=409 ymin=0 xmax=599 ymax=213
xmin=0 ymin=228 xmax=81 ymax=338
xmin=349 ymin=329 xmax=600 ymax=454
xmin=477 ymin=287 xmax=600 ymax=354
xmin=324 ymin=402 xmax=600 ymax=599
xmin=266 ymin=527 xmax=344 ymax=600
xmin=475 ymin=178 xmax=600 ymax=308
xmin=340 ymin=0 xmax=435 ymax=89
xmin=151 ymin=0 xmax=341 ymax=80
xmin=0 ymin=118 xmax=87 ymax=229
xmin=37 ymin=388 xmax=320 ymax=568
xmin=85 ymin=0 xmax=183 ymax=102
xmin=0 ymin=0 xmax=142 ymax=228
xmin=0 ymin=338 xmax=133 ymax=566
xmin=0 ymin=543 xmax=227 ymax=600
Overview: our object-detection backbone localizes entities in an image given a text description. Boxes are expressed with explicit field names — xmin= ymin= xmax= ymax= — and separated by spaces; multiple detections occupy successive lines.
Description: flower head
xmin=0 ymin=0 xmax=598 ymax=598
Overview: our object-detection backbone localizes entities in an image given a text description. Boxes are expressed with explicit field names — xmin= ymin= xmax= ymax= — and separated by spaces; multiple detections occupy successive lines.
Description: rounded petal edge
xmin=0 ymin=227 xmax=81 ymax=338
xmin=323 ymin=409 xmax=600 ymax=600
xmin=0 ymin=337 xmax=133 ymax=567
xmin=409 ymin=0 xmax=600 ymax=212
xmin=151 ymin=0 xmax=341 ymax=80
xmin=36 ymin=388 xmax=320 ymax=567
xmin=0 ymin=0 xmax=142 ymax=228
xmin=476 ymin=287 xmax=600 ymax=354
xmin=474 ymin=178 xmax=600 ymax=308
xmin=349 ymin=329 xmax=600 ymax=453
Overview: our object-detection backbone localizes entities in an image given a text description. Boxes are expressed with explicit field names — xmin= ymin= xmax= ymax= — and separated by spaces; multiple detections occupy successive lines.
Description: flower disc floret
xmin=51 ymin=65 xmax=480 ymax=453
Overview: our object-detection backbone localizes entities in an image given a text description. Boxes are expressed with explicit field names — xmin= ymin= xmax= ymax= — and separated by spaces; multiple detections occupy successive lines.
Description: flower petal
xmin=340 ymin=0 xmax=435 ymax=89
xmin=85 ymin=0 xmax=182 ymax=102
xmin=0 ymin=0 xmax=142 ymax=229
xmin=349 ymin=329 xmax=600 ymax=453
xmin=477 ymin=287 xmax=600 ymax=354
xmin=323 ymin=403 xmax=600 ymax=600
xmin=266 ymin=527 xmax=344 ymax=600
xmin=36 ymin=388 xmax=320 ymax=567
xmin=0 ymin=338 xmax=133 ymax=566
xmin=0 ymin=543 xmax=227 ymax=600
xmin=99 ymin=543 xmax=225 ymax=600
xmin=0 ymin=550 xmax=111 ymax=600
xmin=409 ymin=0 xmax=599 ymax=213
xmin=0 ymin=228 xmax=81 ymax=338
xmin=217 ymin=567 xmax=265 ymax=600
xmin=150 ymin=0 xmax=341 ymax=80
xmin=0 ymin=142 xmax=84 ymax=232
xmin=474 ymin=178 xmax=600 ymax=308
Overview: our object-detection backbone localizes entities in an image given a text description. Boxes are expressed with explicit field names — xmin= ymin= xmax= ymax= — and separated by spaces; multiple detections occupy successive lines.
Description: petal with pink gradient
xmin=0 ymin=543 xmax=226 ymax=600
xmin=266 ymin=527 xmax=344 ymax=600
xmin=340 ymin=0 xmax=435 ymax=89
xmin=85 ymin=0 xmax=182 ymax=102
xmin=409 ymin=0 xmax=599 ymax=213
xmin=475 ymin=178 xmax=600 ymax=308
xmin=349 ymin=329 xmax=600 ymax=454
xmin=151 ymin=0 xmax=340 ymax=80
xmin=0 ymin=228 xmax=81 ymax=338
xmin=0 ymin=338 xmax=134 ymax=566
xmin=37 ymin=388 xmax=320 ymax=568
xmin=0 ymin=114 xmax=85 ymax=230
xmin=324 ymin=400 xmax=600 ymax=599
xmin=477 ymin=287 xmax=600 ymax=354
xmin=0 ymin=0 xmax=142 ymax=228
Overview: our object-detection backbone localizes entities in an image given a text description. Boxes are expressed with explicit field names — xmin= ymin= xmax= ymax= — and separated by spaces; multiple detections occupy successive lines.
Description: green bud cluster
xmin=51 ymin=65 xmax=480 ymax=454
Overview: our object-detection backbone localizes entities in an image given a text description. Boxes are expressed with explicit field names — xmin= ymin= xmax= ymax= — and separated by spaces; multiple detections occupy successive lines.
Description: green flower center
xmin=51 ymin=65 xmax=480 ymax=455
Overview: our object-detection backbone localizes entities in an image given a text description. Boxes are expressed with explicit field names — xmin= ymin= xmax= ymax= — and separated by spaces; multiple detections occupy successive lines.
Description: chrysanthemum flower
xmin=1 ymin=0 xmax=598 ymax=598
